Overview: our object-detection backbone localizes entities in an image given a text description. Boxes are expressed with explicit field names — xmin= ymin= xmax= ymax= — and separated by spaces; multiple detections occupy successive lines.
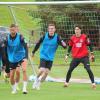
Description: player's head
xmin=10 ymin=24 xmax=17 ymax=37
xmin=74 ymin=25 xmax=82 ymax=37
xmin=48 ymin=23 xmax=56 ymax=36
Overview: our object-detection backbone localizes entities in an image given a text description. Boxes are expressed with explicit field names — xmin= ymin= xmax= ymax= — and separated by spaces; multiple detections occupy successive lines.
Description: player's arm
xmin=57 ymin=35 xmax=67 ymax=48
xmin=65 ymin=46 xmax=72 ymax=62
xmin=32 ymin=35 xmax=45 ymax=56
xmin=88 ymin=43 xmax=95 ymax=62
xmin=86 ymin=36 xmax=95 ymax=62
xmin=66 ymin=46 xmax=72 ymax=56
xmin=65 ymin=38 xmax=73 ymax=62
xmin=1 ymin=38 xmax=7 ymax=60
xmin=20 ymin=35 xmax=28 ymax=59
xmin=0 ymin=41 xmax=5 ymax=55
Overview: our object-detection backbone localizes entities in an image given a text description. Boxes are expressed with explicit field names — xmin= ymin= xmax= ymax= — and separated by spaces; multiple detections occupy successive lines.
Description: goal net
xmin=0 ymin=1 xmax=100 ymax=79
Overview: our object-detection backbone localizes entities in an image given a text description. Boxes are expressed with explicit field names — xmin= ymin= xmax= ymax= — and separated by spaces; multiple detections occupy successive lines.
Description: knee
xmin=22 ymin=66 xmax=27 ymax=73
xmin=45 ymin=72 xmax=49 ymax=75
xmin=23 ymin=69 xmax=26 ymax=73
xmin=39 ymin=68 xmax=45 ymax=73
xmin=44 ymin=70 xmax=49 ymax=75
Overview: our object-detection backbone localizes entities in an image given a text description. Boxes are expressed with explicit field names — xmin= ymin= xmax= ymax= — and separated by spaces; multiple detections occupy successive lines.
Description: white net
xmin=8 ymin=4 xmax=100 ymax=66
xmin=0 ymin=2 xmax=100 ymax=78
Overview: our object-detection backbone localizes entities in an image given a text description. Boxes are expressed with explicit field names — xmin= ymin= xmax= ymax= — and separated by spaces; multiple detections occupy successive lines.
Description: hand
xmin=89 ymin=53 xmax=95 ymax=62
xmin=61 ymin=40 xmax=67 ymax=48
xmin=65 ymin=55 xmax=68 ymax=62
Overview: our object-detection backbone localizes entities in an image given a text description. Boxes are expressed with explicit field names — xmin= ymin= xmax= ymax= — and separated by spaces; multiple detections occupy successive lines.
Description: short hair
xmin=10 ymin=24 xmax=17 ymax=28
xmin=74 ymin=25 xmax=82 ymax=30
xmin=48 ymin=22 xmax=56 ymax=28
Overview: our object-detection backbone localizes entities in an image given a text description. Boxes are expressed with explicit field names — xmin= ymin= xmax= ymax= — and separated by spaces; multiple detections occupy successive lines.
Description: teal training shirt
xmin=7 ymin=33 xmax=25 ymax=63
xmin=40 ymin=32 xmax=58 ymax=61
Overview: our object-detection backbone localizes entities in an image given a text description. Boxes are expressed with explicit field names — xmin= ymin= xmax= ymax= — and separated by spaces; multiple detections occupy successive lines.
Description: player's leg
xmin=10 ymin=68 xmax=17 ymax=94
xmin=37 ymin=68 xmax=44 ymax=78
xmin=32 ymin=67 xmax=45 ymax=90
xmin=32 ymin=59 xmax=46 ymax=90
xmin=35 ymin=60 xmax=52 ymax=90
xmin=64 ymin=58 xmax=80 ymax=87
xmin=39 ymin=60 xmax=52 ymax=82
xmin=15 ymin=66 xmax=20 ymax=91
xmin=10 ymin=63 xmax=18 ymax=94
xmin=34 ymin=68 xmax=49 ymax=90
xmin=40 ymin=68 xmax=49 ymax=82
xmin=82 ymin=56 xmax=96 ymax=89
xmin=36 ymin=67 xmax=45 ymax=82
xmin=21 ymin=59 xmax=28 ymax=94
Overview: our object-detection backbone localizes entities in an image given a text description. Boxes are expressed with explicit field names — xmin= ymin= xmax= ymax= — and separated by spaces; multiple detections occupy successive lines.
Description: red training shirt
xmin=68 ymin=34 xmax=90 ymax=58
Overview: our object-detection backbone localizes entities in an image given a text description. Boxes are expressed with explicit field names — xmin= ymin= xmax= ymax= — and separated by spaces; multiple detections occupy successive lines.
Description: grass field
xmin=1 ymin=60 xmax=100 ymax=100
xmin=0 ymin=82 xmax=100 ymax=100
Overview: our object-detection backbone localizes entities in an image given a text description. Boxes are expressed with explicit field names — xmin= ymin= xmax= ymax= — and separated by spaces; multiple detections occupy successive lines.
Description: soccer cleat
xmin=92 ymin=83 xmax=96 ymax=89
xmin=64 ymin=82 xmax=69 ymax=87
xmin=22 ymin=90 xmax=28 ymax=94
xmin=23 ymin=92 xmax=27 ymax=94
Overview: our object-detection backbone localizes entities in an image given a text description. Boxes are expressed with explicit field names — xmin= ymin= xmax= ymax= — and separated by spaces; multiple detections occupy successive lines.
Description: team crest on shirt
xmin=76 ymin=43 xmax=82 ymax=47
xmin=80 ymin=39 xmax=83 ymax=43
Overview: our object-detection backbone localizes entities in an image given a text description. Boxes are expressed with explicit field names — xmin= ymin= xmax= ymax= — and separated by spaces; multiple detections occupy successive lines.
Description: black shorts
xmin=70 ymin=56 xmax=90 ymax=69
xmin=39 ymin=59 xmax=53 ymax=70
xmin=9 ymin=59 xmax=24 ymax=70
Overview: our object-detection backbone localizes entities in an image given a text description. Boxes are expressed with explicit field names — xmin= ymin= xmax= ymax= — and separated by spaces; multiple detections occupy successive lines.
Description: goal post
xmin=0 ymin=1 xmax=100 ymax=5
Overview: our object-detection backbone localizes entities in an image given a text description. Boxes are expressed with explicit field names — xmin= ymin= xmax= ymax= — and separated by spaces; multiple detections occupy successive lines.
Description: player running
xmin=32 ymin=23 xmax=67 ymax=90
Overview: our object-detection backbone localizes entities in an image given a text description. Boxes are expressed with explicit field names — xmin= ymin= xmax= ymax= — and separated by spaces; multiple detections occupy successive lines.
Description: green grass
xmin=0 ymin=82 xmax=100 ymax=100
xmin=0 ymin=59 xmax=100 ymax=100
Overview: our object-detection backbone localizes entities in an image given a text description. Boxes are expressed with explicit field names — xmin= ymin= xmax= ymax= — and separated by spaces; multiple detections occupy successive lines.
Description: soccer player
xmin=0 ymin=32 xmax=9 ymax=77
xmin=32 ymin=23 xmax=67 ymax=90
xmin=0 ymin=29 xmax=11 ymax=82
xmin=64 ymin=25 xmax=96 ymax=89
xmin=4 ymin=24 xmax=28 ymax=94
